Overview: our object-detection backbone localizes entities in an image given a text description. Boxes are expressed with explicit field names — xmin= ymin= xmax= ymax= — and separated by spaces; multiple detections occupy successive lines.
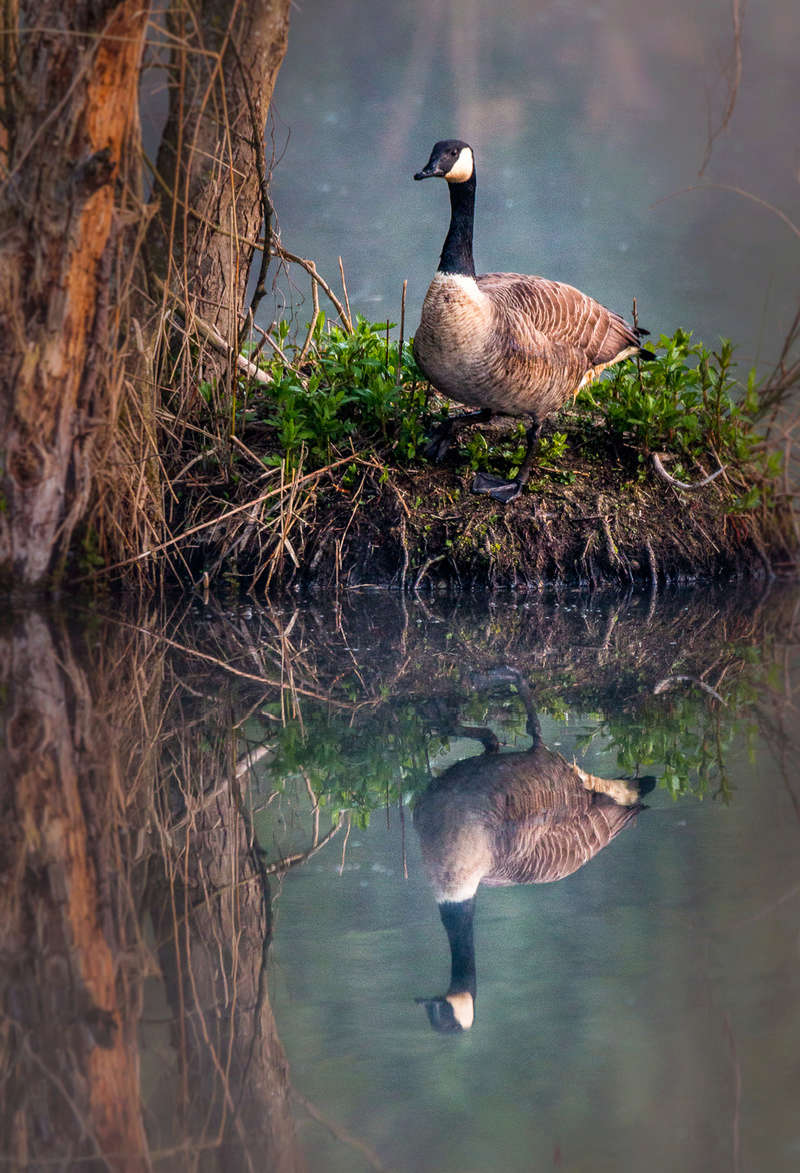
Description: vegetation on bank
xmin=6 ymin=3 xmax=797 ymax=602
xmin=244 ymin=315 xmax=777 ymax=503
xmin=257 ymin=669 xmax=748 ymax=828
xmin=118 ymin=305 xmax=796 ymax=593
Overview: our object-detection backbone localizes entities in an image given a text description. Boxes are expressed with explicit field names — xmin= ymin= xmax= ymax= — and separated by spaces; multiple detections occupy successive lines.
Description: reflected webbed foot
xmin=470 ymin=471 xmax=523 ymax=503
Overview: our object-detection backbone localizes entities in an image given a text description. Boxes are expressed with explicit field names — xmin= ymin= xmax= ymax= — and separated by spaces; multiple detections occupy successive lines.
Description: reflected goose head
xmin=416 ymin=895 xmax=477 ymax=1032
xmin=416 ymin=991 xmax=475 ymax=1033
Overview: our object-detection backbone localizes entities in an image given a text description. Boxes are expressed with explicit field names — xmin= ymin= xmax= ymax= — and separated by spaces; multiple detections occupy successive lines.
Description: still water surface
xmin=2 ymin=586 xmax=799 ymax=1170
xmin=266 ymin=591 xmax=800 ymax=1172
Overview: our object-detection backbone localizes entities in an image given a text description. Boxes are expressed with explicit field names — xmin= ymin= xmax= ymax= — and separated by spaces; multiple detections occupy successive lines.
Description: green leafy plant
xmin=248 ymin=664 xmax=763 ymax=827
xmin=232 ymin=317 xmax=781 ymax=518
xmin=577 ymin=330 xmax=770 ymax=481
xmin=250 ymin=315 xmax=431 ymax=471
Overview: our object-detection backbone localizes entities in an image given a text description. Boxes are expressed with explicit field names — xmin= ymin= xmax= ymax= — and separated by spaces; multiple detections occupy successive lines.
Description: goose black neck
xmin=438 ymin=174 xmax=476 ymax=278
xmin=439 ymin=897 xmax=477 ymax=996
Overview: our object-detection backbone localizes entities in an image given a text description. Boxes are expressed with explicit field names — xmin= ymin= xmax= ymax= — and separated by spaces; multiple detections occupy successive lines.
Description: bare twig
xmin=698 ymin=0 xmax=743 ymax=177
xmin=651 ymin=184 xmax=799 ymax=242
xmin=654 ymin=675 xmax=727 ymax=705
xmin=292 ymin=1086 xmax=396 ymax=1173
xmin=652 ymin=452 xmax=726 ymax=490
xmin=166 ymin=308 xmax=273 ymax=385
xmin=273 ymin=244 xmax=353 ymax=333
xmin=413 ymin=552 xmax=447 ymax=595
xmin=262 ymin=812 xmax=344 ymax=874
xmin=337 ymin=254 xmax=353 ymax=331
xmin=396 ymin=278 xmax=407 ymax=386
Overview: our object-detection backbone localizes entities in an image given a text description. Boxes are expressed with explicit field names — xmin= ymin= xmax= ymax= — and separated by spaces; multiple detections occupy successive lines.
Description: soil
xmin=181 ymin=424 xmax=797 ymax=595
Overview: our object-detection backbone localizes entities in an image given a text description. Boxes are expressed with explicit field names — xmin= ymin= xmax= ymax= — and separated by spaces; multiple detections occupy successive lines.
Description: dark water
xmin=3 ymin=586 xmax=799 ymax=1170
xmin=263 ymin=0 xmax=798 ymax=371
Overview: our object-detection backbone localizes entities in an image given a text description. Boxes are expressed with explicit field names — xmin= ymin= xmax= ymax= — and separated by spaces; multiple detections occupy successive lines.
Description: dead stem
xmin=273 ymin=244 xmax=353 ymax=333
xmin=698 ymin=0 xmax=742 ymax=177
xmin=337 ymin=254 xmax=353 ymax=331
xmin=652 ymin=452 xmax=726 ymax=490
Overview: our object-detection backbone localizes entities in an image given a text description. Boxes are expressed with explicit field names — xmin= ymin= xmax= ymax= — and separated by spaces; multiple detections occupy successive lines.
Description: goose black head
xmin=414 ymin=140 xmax=474 ymax=183
xmin=415 ymin=991 xmax=475 ymax=1032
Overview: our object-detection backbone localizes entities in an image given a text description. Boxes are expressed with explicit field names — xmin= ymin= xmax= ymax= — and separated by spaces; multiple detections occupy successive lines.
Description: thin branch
xmin=652 ymin=452 xmax=726 ymax=490
xmin=262 ymin=813 xmax=344 ymax=874
xmin=651 ymin=183 xmax=800 ymax=242
xmin=273 ymin=244 xmax=353 ymax=334
xmin=698 ymin=0 xmax=743 ymax=177
xmin=653 ymin=674 xmax=727 ymax=705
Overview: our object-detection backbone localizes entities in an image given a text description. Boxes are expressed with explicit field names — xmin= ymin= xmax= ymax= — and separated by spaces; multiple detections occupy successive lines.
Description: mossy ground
xmin=180 ymin=412 xmax=796 ymax=595
xmin=96 ymin=319 xmax=797 ymax=594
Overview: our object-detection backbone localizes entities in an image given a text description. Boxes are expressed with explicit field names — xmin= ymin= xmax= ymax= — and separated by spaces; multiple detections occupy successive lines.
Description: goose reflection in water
xmin=413 ymin=670 xmax=655 ymax=1032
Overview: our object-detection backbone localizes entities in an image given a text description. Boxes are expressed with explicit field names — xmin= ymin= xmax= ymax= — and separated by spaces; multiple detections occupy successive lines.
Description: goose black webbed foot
xmin=425 ymin=409 xmax=493 ymax=464
xmin=424 ymin=421 xmax=453 ymax=463
xmin=470 ymin=471 xmax=524 ymax=503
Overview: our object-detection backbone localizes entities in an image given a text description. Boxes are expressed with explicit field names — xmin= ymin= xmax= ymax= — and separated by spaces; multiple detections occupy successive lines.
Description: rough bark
xmin=0 ymin=0 xmax=291 ymax=587
xmin=0 ymin=608 xmax=305 ymax=1170
xmin=0 ymin=1 xmax=149 ymax=587
xmin=0 ymin=612 xmax=149 ymax=1169
xmin=147 ymin=0 xmax=291 ymax=359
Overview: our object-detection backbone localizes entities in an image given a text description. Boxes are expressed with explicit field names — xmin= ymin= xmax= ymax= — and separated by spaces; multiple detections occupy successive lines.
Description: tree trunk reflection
xmin=0 ymin=609 xmax=304 ymax=1172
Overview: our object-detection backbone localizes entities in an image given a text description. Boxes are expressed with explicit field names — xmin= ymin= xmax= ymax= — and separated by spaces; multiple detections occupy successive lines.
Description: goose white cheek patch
xmin=445 ymin=146 xmax=474 ymax=183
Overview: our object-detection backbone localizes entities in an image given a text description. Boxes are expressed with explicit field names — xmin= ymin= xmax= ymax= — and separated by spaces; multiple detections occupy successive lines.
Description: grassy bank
xmin=97 ymin=312 xmax=798 ymax=593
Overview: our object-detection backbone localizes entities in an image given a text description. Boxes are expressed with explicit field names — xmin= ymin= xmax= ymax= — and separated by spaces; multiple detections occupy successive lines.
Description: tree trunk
xmin=0 ymin=1 xmax=149 ymax=587
xmin=0 ymin=607 xmax=306 ymax=1170
xmin=0 ymin=0 xmax=291 ymax=587
xmin=147 ymin=0 xmax=291 ymax=373
xmin=0 ymin=612 xmax=151 ymax=1168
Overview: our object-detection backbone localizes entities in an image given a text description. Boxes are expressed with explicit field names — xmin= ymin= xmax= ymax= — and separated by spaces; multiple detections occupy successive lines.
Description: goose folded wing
xmin=485 ymin=801 xmax=642 ymax=885
xmin=479 ymin=272 xmax=641 ymax=367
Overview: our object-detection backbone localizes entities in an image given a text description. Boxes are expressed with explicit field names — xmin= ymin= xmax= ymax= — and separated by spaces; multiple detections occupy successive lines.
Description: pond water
xmin=265 ymin=0 xmax=798 ymax=372
xmin=2 ymin=585 xmax=799 ymax=1170
xmin=5 ymin=5 xmax=798 ymax=1168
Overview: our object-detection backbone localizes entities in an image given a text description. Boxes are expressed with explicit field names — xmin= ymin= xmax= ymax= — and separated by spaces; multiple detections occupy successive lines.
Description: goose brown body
xmin=413 ymin=740 xmax=642 ymax=903
xmin=412 ymin=139 xmax=652 ymax=500
xmin=414 ymin=271 xmax=642 ymax=418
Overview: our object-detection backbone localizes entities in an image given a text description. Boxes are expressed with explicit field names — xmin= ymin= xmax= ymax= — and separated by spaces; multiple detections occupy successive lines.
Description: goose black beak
xmin=415 ymin=996 xmax=466 ymax=1032
xmin=413 ymin=163 xmax=442 ymax=180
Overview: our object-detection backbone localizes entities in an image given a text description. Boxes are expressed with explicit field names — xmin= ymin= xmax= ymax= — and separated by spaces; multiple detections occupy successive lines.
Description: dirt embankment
xmin=182 ymin=439 xmax=796 ymax=595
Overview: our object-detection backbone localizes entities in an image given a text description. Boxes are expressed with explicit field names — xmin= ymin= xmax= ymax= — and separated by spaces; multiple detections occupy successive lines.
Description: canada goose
xmin=413 ymin=140 xmax=654 ymax=502
xmin=413 ymin=672 xmax=654 ymax=1032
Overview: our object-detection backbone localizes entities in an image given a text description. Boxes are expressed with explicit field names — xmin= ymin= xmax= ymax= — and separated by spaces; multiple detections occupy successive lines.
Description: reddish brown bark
xmin=0 ymin=0 xmax=291 ymax=586
xmin=0 ymin=2 xmax=149 ymax=586
xmin=0 ymin=611 xmax=305 ymax=1170
xmin=0 ymin=613 xmax=149 ymax=1168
